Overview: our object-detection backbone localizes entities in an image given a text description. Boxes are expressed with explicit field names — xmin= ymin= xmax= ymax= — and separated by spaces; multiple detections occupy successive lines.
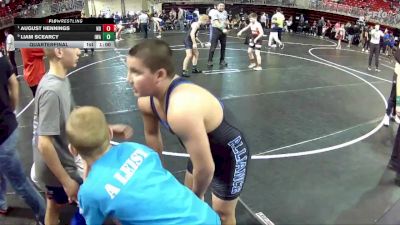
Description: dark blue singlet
xmin=149 ymin=77 xmax=249 ymax=201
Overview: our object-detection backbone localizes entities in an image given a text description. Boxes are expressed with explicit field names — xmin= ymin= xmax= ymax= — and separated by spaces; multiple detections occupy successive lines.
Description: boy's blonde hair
xmin=66 ymin=106 xmax=110 ymax=159
xmin=199 ymin=14 xmax=209 ymax=23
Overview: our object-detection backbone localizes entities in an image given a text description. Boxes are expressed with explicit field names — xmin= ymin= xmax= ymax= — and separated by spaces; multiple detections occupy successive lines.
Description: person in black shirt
xmin=388 ymin=43 xmax=400 ymax=186
xmin=0 ymin=55 xmax=45 ymax=224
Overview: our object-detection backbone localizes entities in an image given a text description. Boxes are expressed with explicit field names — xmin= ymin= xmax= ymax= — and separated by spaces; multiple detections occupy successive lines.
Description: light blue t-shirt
xmin=78 ymin=142 xmax=221 ymax=225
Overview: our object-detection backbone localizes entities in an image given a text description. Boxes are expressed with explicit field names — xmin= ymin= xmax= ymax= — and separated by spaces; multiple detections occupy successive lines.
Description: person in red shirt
xmin=20 ymin=48 xmax=46 ymax=96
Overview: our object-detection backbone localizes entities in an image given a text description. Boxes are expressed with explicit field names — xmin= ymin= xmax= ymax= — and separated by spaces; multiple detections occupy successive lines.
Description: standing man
xmin=388 ymin=43 xmax=400 ymax=184
xmin=268 ymin=8 xmax=285 ymax=49
xmin=207 ymin=3 xmax=228 ymax=68
xmin=368 ymin=24 xmax=384 ymax=72
xmin=0 ymin=52 xmax=45 ymax=225
xmin=178 ymin=7 xmax=185 ymax=31
xmin=138 ymin=11 xmax=149 ymax=39
xmin=260 ymin=12 xmax=267 ymax=31
xmin=4 ymin=29 xmax=18 ymax=78
xmin=317 ymin=16 xmax=325 ymax=38
xmin=20 ymin=48 xmax=46 ymax=97
xmin=207 ymin=5 xmax=218 ymax=46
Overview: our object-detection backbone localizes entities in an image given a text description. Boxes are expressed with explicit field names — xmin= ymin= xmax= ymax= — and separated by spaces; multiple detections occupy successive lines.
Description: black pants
xmin=391 ymin=123 xmax=400 ymax=172
xmin=8 ymin=51 xmax=17 ymax=75
xmin=363 ymin=40 xmax=370 ymax=50
xmin=368 ymin=43 xmax=380 ymax=68
xmin=140 ymin=23 xmax=148 ymax=39
xmin=386 ymin=73 xmax=397 ymax=116
xmin=30 ymin=85 xmax=38 ymax=97
xmin=84 ymin=48 xmax=94 ymax=54
xmin=317 ymin=26 xmax=323 ymax=36
xmin=208 ymin=28 xmax=227 ymax=63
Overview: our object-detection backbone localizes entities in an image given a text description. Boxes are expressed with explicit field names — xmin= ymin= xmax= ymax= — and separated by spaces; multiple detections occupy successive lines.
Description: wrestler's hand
xmin=109 ymin=124 xmax=133 ymax=140
xmin=63 ymin=177 xmax=79 ymax=203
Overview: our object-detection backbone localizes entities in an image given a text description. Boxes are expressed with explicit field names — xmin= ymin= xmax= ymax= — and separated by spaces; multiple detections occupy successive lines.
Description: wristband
xmin=397 ymin=96 xmax=400 ymax=105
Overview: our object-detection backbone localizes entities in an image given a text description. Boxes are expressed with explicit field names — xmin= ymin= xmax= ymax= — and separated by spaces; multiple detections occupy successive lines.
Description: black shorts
xmin=249 ymin=36 xmax=262 ymax=49
xmin=46 ymin=177 xmax=83 ymax=204
xmin=184 ymin=38 xmax=194 ymax=49
xmin=187 ymin=118 xmax=249 ymax=200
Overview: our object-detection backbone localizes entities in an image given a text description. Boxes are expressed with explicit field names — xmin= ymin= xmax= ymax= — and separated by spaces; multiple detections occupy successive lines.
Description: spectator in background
xmin=347 ymin=22 xmax=355 ymax=48
xmin=20 ymin=48 xmax=46 ymax=97
xmin=0 ymin=51 xmax=45 ymax=225
xmin=317 ymin=16 xmax=325 ymax=38
xmin=260 ymin=12 xmax=267 ymax=31
xmin=336 ymin=23 xmax=345 ymax=49
xmin=4 ymin=29 xmax=18 ymax=78
xmin=362 ymin=26 xmax=371 ymax=52
xmin=178 ymin=7 xmax=185 ymax=31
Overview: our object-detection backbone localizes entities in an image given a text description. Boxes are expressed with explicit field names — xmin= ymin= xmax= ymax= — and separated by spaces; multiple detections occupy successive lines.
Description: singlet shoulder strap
xmin=164 ymin=77 xmax=192 ymax=116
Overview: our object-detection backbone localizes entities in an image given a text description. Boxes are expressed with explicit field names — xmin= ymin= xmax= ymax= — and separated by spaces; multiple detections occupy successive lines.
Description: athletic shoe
xmin=181 ymin=72 xmax=190 ymax=77
xmin=248 ymin=63 xmax=256 ymax=69
xmin=383 ymin=114 xmax=390 ymax=126
xmin=192 ymin=68 xmax=202 ymax=73
xmin=207 ymin=61 xmax=213 ymax=67
xmin=280 ymin=43 xmax=285 ymax=49
xmin=156 ymin=35 xmax=162 ymax=39
xmin=362 ymin=48 xmax=365 ymax=52
xmin=368 ymin=67 xmax=371 ymax=71
xmin=392 ymin=115 xmax=400 ymax=124
xmin=375 ymin=68 xmax=381 ymax=72
xmin=219 ymin=61 xmax=228 ymax=67
xmin=253 ymin=66 xmax=262 ymax=71
xmin=366 ymin=50 xmax=369 ymax=53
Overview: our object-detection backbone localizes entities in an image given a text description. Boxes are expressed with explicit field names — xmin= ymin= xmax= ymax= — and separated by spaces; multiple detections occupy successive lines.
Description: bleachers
xmin=329 ymin=0 xmax=399 ymax=13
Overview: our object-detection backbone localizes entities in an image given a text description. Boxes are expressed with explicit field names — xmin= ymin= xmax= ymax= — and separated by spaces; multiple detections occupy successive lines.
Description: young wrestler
xmin=152 ymin=15 xmax=163 ymax=39
xmin=182 ymin=15 xmax=209 ymax=77
xmin=66 ymin=106 xmax=221 ymax=225
xmin=33 ymin=48 xmax=83 ymax=225
xmin=128 ymin=40 xmax=249 ymax=225
xmin=33 ymin=48 xmax=132 ymax=225
xmin=237 ymin=13 xmax=264 ymax=71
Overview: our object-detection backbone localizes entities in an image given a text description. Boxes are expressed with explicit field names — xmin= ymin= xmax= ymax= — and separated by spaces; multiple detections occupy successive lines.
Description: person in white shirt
xmin=4 ymin=29 xmax=17 ymax=76
xmin=178 ymin=7 xmax=185 ymax=31
xmin=207 ymin=5 xmax=218 ymax=44
xmin=138 ymin=11 xmax=149 ymax=39
xmin=368 ymin=24 xmax=384 ymax=71
xmin=207 ymin=3 xmax=229 ymax=67
xmin=260 ymin=12 xmax=267 ymax=31
xmin=237 ymin=13 xmax=264 ymax=71
xmin=193 ymin=8 xmax=200 ymax=20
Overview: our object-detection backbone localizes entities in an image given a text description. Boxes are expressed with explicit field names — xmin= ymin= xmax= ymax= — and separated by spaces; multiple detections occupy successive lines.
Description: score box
xmin=102 ymin=24 xmax=115 ymax=32
xmin=102 ymin=32 xmax=115 ymax=41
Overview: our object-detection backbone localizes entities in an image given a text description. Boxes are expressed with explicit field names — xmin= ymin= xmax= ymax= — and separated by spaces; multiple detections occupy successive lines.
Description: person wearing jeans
xmin=0 ymin=55 xmax=45 ymax=224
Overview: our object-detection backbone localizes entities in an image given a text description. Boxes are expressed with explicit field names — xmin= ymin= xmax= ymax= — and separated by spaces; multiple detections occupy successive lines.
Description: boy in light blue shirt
xmin=66 ymin=106 xmax=221 ymax=225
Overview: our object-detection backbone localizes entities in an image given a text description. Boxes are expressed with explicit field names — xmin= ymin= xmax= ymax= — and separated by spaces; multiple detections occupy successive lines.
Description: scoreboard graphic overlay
xmin=14 ymin=18 xmax=116 ymax=49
